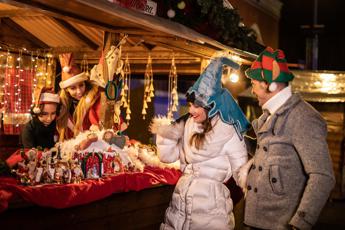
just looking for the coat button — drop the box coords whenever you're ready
[252,164,256,170]
[271,178,277,183]
[258,166,262,171]
[298,211,306,218]
[254,188,258,193]
[247,185,252,190]
[263,146,268,151]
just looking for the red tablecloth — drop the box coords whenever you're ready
[0,166,181,213]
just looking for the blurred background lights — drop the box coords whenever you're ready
[229,72,239,83]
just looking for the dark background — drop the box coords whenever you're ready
[279,0,345,71]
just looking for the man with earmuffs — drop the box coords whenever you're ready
[239,47,335,230]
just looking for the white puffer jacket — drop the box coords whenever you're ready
[152,115,247,230]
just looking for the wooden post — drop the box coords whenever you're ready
[99,32,121,129]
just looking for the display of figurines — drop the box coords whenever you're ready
[54,161,64,184]
[12,160,30,185]
[40,159,54,184]
[112,153,124,173]
[70,160,84,183]
[11,148,38,185]
[26,149,38,182]
[12,148,87,185]
[34,161,44,184]
[87,165,100,179]
[102,130,126,149]
[53,161,72,184]
[75,133,99,151]
[63,162,72,184]
[82,152,103,179]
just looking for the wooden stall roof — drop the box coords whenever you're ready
[0,0,256,74]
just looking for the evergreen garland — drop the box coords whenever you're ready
[156,0,264,54]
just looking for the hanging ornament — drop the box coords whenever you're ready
[167,54,179,119]
[142,54,154,120]
[81,53,89,75]
[122,54,131,124]
[167,9,175,18]
[45,52,55,88]
[177,1,186,10]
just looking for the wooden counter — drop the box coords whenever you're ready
[0,185,175,230]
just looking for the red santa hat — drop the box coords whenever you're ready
[59,53,88,89]
[32,87,60,114]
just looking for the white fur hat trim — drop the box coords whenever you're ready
[59,72,88,89]
[40,92,60,103]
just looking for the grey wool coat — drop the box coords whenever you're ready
[244,94,335,230]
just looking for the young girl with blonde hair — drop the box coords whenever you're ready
[56,53,101,141]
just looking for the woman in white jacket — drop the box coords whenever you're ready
[151,57,250,230]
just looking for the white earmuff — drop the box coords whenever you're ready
[268,82,278,92]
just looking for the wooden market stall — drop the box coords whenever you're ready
[0,0,256,228]
[0,0,257,156]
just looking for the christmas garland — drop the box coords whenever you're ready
[156,0,264,54]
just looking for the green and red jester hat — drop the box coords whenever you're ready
[245,47,294,84]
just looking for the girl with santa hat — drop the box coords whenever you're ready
[56,53,101,141]
[21,87,60,149]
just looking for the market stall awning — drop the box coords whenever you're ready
[0,0,256,74]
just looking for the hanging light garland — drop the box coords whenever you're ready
[0,50,5,128]
[32,51,56,90]
[2,48,28,131]
[14,50,23,119]
[45,52,55,88]
[4,50,12,113]
[121,54,131,123]
[167,54,179,119]
[0,51,5,108]
[42,53,48,87]
[142,54,154,120]
[2,50,11,126]
[30,52,36,107]
[35,52,44,89]
[0,44,53,133]
[81,53,89,75]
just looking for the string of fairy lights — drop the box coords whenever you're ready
[0,44,55,132]
[0,43,243,133]
[167,54,179,119]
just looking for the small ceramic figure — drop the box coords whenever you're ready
[71,160,84,183]
[54,161,64,184]
[75,133,98,151]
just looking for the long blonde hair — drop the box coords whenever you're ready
[57,81,99,141]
